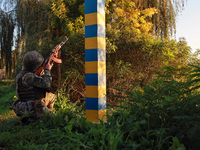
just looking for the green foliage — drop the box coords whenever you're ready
[110,65,200,149]
[45,0,84,35]
[106,28,193,94]
[2,67,200,149]
[106,27,192,67]
[106,0,157,36]
[0,82,16,114]
[189,49,200,66]
[106,0,187,38]
[170,137,186,150]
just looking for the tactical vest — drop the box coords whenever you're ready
[17,71,46,102]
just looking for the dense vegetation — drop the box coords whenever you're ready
[1,65,200,149]
[1,0,200,149]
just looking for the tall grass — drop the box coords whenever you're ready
[0,80,16,120]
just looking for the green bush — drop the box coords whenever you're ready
[109,65,200,149]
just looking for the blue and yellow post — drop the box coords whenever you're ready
[85,0,106,123]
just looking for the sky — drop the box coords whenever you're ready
[176,0,200,53]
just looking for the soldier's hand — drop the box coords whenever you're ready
[54,51,58,58]
[44,59,52,70]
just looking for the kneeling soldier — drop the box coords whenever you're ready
[13,51,56,124]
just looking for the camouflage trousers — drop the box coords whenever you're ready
[13,92,56,119]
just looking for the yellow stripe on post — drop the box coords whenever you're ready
[85,85,106,98]
[86,109,107,123]
[85,37,105,50]
[85,12,105,26]
[85,61,106,74]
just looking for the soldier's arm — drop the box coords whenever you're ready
[22,70,52,88]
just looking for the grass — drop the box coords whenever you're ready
[0,83,17,121]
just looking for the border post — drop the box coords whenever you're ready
[85,0,106,123]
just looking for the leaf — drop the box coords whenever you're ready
[170,137,186,150]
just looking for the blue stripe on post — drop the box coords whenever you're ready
[85,73,106,85]
[86,97,107,110]
[85,49,106,61]
[85,24,106,38]
[85,0,105,14]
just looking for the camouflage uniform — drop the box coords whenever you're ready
[13,51,56,122]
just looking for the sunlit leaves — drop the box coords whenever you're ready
[51,0,68,19]
[48,0,84,34]
[106,0,157,37]
[106,0,186,38]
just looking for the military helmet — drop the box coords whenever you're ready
[23,51,44,72]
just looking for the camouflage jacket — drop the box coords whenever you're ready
[13,69,52,117]
[16,69,52,100]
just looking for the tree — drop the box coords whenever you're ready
[106,0,187,39]
[0,10,15,78]
[106,0,157,37]
[133,0,187,38]
[15,0,53,50]
[45,0,84,35]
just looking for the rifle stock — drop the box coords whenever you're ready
[35,63,46,76]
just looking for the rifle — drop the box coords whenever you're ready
[35,36,68,76]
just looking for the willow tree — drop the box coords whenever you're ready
[106,0,187,39]
[14,0,53,52]
[0,10,15,78]
[133,0,187,38]
[105,0,157,37]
